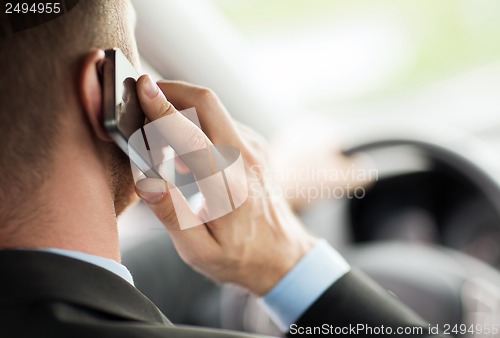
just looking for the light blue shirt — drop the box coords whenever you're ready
[259,239,350,332]
[37,248,135,286]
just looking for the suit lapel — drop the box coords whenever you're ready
[0,250,171,325]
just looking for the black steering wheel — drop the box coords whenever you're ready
[342,136,500,328]
[220,134,500,334]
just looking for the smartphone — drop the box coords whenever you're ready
[100,48,161,178]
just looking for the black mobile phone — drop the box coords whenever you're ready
[100,48,161,178]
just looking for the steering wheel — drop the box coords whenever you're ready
[343,135,500,329]
[219,133,500,335]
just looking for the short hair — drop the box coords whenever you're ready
[0,0,137,227]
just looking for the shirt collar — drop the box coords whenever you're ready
[35,247,135,286]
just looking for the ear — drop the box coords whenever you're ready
[79,49,112,142]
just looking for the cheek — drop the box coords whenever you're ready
[114,186,139,216]
[107,144,137,215]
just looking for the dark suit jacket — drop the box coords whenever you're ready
[0,250,439,337]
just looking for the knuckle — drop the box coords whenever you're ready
[224,249,241,267]
[161,101,176,117]
[184,126,206,151]
[156,204,178,226]
[195,87,218,107]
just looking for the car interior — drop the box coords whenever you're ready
[118,0,500,336]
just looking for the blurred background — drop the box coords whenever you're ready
[214,0,500,133]
[120,1,500,333]
[133,0,500,137]
[124,0,500,252]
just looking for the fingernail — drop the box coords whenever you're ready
[142,75,158,98]
[137,191,164,204]
[136,178,167,204]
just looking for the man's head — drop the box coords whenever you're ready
[0,0,139,232]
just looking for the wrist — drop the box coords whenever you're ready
[247,233,318,296]
[258,239,351,331]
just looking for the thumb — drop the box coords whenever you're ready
[135,178,219,267]
[135,178,168,205]
[135,178,201,231]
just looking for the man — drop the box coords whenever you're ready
[0,1,439,337]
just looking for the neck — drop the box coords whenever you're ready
[0,142,121,262]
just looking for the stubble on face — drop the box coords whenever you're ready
[108,145,139,216]
[108,1,142,216]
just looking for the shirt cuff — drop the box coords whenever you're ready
[258,239,350,332]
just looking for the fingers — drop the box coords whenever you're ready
[137,75,212,155]
[135,178,218,252]
[234,121,268,153]
[136,75,176,120]
[136,76,248,237]
[156,81,241,146]
[137,75,216,179]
